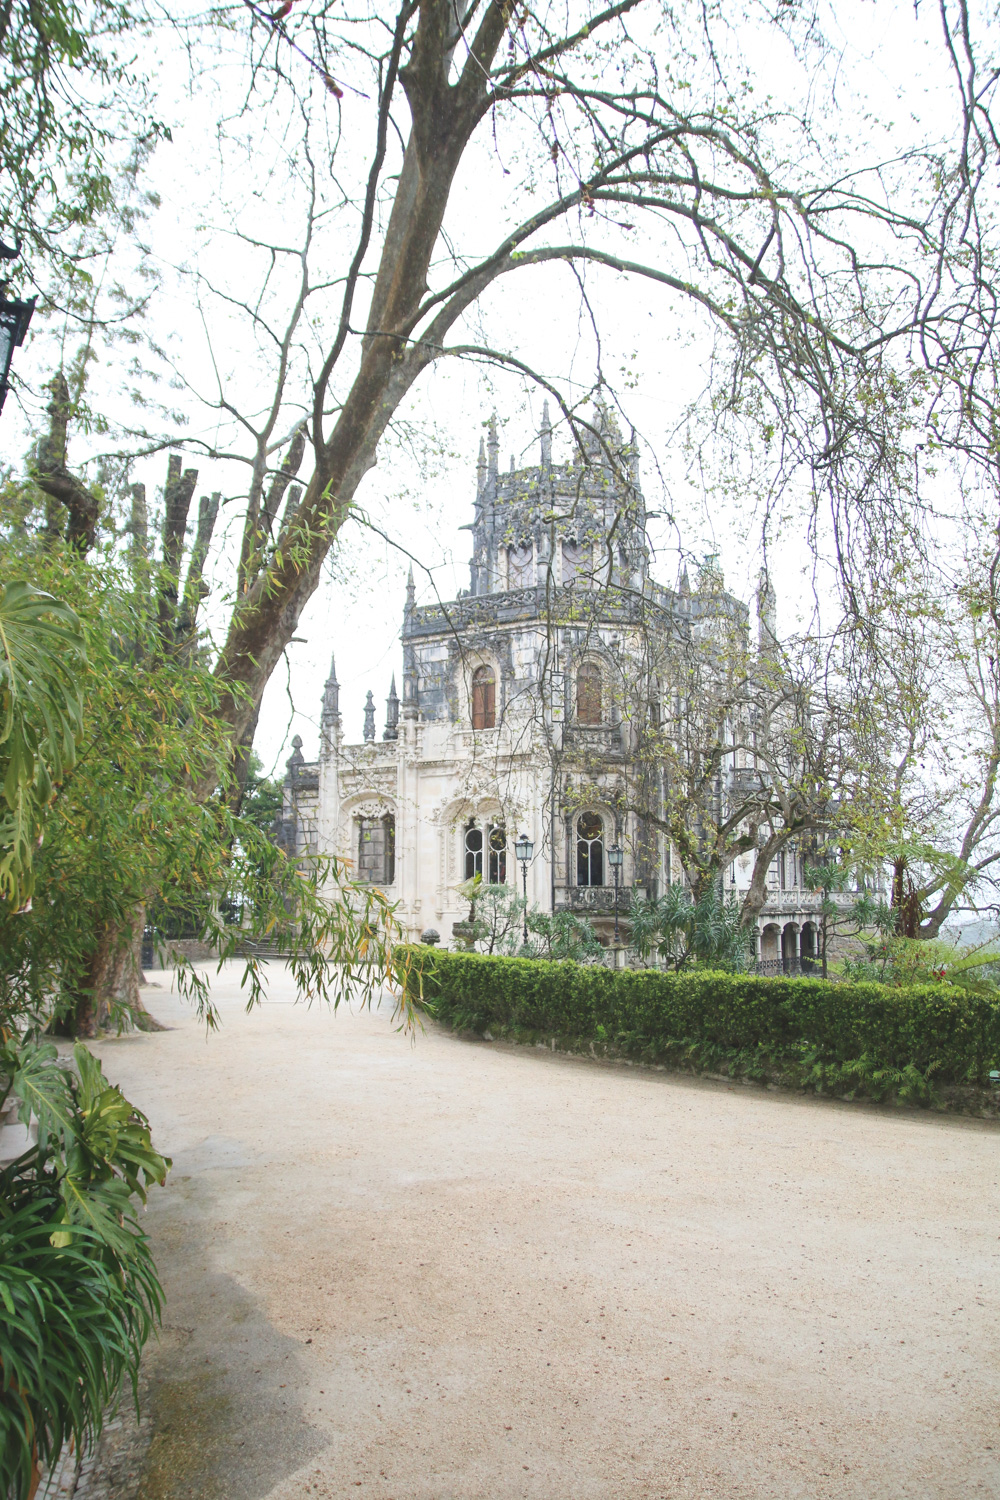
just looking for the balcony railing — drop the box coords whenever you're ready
[760,890,860,915]
[554,884,645,914]
[751,957,822,977]
[562,724,625,757]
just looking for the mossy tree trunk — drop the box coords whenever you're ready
[64,904,164,1037]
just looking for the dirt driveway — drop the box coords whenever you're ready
[87,962,999,1500]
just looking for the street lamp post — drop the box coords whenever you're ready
[608,842,623,947]
[514,833,533,952]
[0,239,36,417]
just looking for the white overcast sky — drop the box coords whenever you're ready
[4,0,979,771]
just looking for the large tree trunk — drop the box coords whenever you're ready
[63,905,165,1037]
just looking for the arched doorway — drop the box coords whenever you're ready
[781,923,800,974]
[759,924,780,974]
[800,922,818,974]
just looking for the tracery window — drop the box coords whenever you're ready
[465,822,483,879]
[471,665,496,729]
[465,821,507,883]
[576,812,605,887]
[576,662,602,724]
[357,814,395,884]
[562,539,591,586]
[488,825,507,884]
[508,544,533,587]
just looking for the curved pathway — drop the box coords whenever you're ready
[88,963,999,1500]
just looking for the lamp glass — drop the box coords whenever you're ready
[514,835,533,863]
[608,842,624,868]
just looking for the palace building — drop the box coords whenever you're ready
[279,406,823,970]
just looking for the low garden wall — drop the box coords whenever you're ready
[399,946,1000,1105]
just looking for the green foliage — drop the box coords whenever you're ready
[455,880,525,955]
[0,544,410,1494]
[240,755,284,837]
[0,582,87,907]
[454,880,604,962]
[627,885,753,972]
[0,0,159,262]
[0,1042,168,1500]
[525,907,604,963]
[840,933,1000,994]
[0,547,409,1033]
[400,947,1000,1100]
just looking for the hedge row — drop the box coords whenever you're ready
[399,946,1000,1085]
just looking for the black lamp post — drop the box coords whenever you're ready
[608,842,623,946]
[0,239,36,417]
[514,832,533,950]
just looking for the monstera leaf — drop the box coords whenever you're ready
[0,580,86,905]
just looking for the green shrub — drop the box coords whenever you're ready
[0,1043,168,1498]
[397,946,1000,1094]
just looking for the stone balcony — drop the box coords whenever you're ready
[561,724,626,759]
[552,885,862,921]
[760,890,862,918]
[554,884,645,915]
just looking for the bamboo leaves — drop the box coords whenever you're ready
[0,581,86,909]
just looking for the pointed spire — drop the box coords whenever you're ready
[405,565,415,615]
[402,641,418,719]
[487,413,499,479]
[540,400,552,469]
[321,652,340,724]
[384,673,400,740]
[477,435,487,494]
[757,567,777,651]
[363,690,376,743]
[678,565,691,599]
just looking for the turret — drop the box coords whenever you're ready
[757,568,778,652]
[321,653,340,727]
[540,400,552,470]
[402,640,418,720]
[487,413,499,480]
[384,675,400,740]
[286,733,305,776]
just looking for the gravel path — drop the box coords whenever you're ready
[86,962,1000,1500]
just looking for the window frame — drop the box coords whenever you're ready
[357,812,395,885]
[561,538,591,587]
[576,661,603,724]
[488,825,507,884]
[576,811,605,887]
[465,820,507,884]
[471,665,496,729]
[507,543,533,588]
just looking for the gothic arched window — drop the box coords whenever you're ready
[577,812,604,887]
[562,539,591,586]
[471,665,496,729]
[465,821,507,883]
[576,662,602,724]
[488,825,507,884]
[465,822,484,879]
[508,544,533,588]
[358,814,395,884]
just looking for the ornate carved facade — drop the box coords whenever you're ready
[281,407,826,965]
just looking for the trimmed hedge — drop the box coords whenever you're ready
[399,946,1000,1087]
